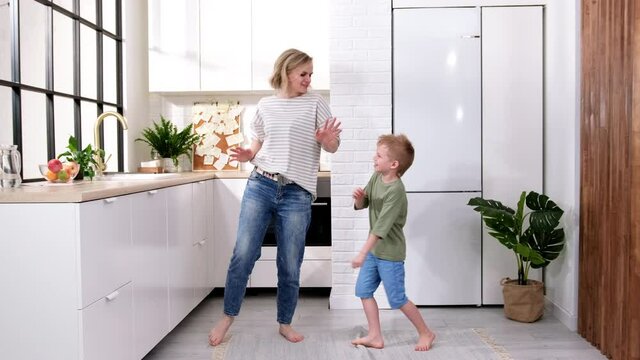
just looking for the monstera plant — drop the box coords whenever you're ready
[468,191,565,322]
[468,191,565,284]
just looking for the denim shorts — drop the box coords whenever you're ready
[355,252,409,309]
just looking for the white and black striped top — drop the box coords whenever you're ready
[250,92,334,198]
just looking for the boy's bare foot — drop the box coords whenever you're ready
[415,331,436,351]
[279,324,305,343]
[208,316,234,346]
[351,335,384,349]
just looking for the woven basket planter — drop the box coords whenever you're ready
[501,278,544,323]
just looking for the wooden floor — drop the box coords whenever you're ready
[143,289,605,360]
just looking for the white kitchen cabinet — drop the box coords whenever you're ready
[404,192,482,305]
[148,0,200,91]
[393,6,543,305]
[251,0,330,90]
[481,6,543,304]
[167,183,196,327]
[200,0,252,91]
[192,180,213,303]
[78,195,133,308]
[82,282,134,360]
[0,200,133,360]
[394,7,481,192]
[212,178,247,287]
[251,247,332,288]
[149,0,330,92]
[131,189,169,360]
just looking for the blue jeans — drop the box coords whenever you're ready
[355,252,409,309]
[223,170,312,324]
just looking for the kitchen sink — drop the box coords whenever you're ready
[94,173,181,181]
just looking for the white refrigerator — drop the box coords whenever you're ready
[393,7,482,305]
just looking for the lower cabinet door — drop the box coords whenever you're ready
[82,282,133,360]
[404,192,482,305]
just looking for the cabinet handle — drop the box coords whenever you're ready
[148,190,158,195]
[105,290,120,301]
[198,240,206,246]
[461,34,480,39]
[312,202,328,206]
[104,197,117,204]
[198,181,205,184]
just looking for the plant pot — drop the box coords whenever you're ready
[501,278,544,323]
[163,158,180,173]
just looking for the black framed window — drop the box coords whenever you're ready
[0,0,123,181]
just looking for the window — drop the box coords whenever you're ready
[0,0,123,181]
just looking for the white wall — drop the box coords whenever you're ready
[329,0,581,331]
[123,0,151,172]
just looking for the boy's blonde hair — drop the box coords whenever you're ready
[269,49,313,92]
[377,134,415,176]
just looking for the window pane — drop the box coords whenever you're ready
[20,0,47,89]
[80,24,97,99]
[53,0,74,13]
[102,0,116,34]
[103,35,117,103]
[53,11,74,94]
[0,86,12,145]
[54,96,75,157]
[81,101,97,152]
[102,105,119,172]
[21,91,47,180]
[80,0,96,25]
[0,3,11,81]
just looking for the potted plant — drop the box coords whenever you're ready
[467,191,565,322]
[135,116,201,172]
[57,135,104,180]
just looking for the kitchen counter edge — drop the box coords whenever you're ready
[0,171,331,203]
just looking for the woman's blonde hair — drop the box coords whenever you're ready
[269,48,313,91]
[377,134,415,176]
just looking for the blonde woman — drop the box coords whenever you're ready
[209,49,341,346]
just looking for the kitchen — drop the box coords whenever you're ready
[0,0,637,360]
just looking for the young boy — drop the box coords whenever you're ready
[351,134,436,351]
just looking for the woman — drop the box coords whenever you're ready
[209,49,341,345]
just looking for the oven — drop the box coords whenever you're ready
[262,197,331,247]
[262,178,331,247]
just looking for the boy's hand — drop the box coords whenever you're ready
[351,253,366,268]
[229,147,254,163]
[353,187,366,209]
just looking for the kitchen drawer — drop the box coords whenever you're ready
[81,282,133,360]
[251,260,332,288]
[79,196,133,308]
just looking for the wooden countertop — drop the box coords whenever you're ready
[0,171,331,203]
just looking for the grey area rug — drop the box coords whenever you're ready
[212,326,512,360]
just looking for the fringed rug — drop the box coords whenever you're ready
[212,326,512,360]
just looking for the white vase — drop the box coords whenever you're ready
[163,158,180,173]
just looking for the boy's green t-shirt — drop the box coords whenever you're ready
[362,172,408,261]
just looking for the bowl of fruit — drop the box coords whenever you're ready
[39,159,80,183]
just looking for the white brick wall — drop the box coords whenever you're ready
[329,0,393,309]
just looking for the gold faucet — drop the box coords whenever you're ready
[94,111,128,175]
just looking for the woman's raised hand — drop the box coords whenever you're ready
[229,146,254,163]
[316,117,342,152]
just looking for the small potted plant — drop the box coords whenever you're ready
[467,191,565,322]
[57,135,104,180]
[135,116,201,172]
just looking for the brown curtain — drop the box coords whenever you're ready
[579,0,640,359]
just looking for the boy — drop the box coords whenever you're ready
[351,134,436,351]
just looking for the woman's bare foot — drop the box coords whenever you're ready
[415,331,436,351]
[279,324,305,343]
[208,316,234,346]
[351,335,384,349]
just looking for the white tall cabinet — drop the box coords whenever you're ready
[481,6,544,304]
[393,5,543,305]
